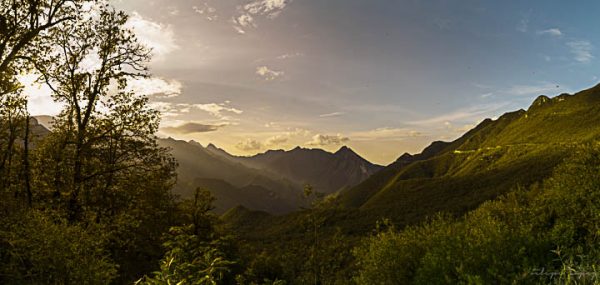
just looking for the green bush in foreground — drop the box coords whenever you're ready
[354,144,600,285]
[0,211,117,284]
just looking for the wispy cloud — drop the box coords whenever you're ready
[233,26,247,35]
[193,102,243,119]
[276,52,304,60]
[125,12,178,61]
[319,112,344,118]
[253,52,304,64]
[256,66,284,80]
[410,102,510,127]
[233,0,291,33]
[262,127,312,146]
[507,82,561,96]
[233,14,255,31]
[567,41,594,63]
[306,134,349,146]
[162,122,226,134]
[193,3,217,21]
[472,83,493,89]
[127,77,183,98]
[149,102,185,118]
[149,101,242,120]
[537,28,562,37]
[480,92,494,98]
[517,15,529,33]
[236,139,262,151]
[542,55,552,62]
[244,0,289,18]
[167,6,180,16]
[350,128,423,141]
[265,135,289,146]
[444,122,477,134]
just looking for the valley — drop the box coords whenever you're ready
[2,1,600,283]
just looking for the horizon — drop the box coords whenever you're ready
[25,0,600,164]
[168,137,385,163]
[4,1,600,283]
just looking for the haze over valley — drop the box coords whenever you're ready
[3,1,600,284]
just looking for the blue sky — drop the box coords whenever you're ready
[62,0,599,164]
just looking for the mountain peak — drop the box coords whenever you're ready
[203,142,235,159]
[33,115,55,131]
[528,95,552,111]
[335,145,354,154]
[29,117,39,125]
[397,152,413,160]
[188,140,203,147]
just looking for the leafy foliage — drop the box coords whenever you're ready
[0,210,117,284]
[138,189,238,285]
[1,1,600,284]
[353,144,600,284]
[138,226,236,285]
[0,0,182,283]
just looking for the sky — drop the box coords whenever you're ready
[26,0,600,165]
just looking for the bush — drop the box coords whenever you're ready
[353,144,600,284]
[0,210,117,284]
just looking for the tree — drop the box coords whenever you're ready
[352,144,600,284]
[138,189,237,285]
[19,2,178,280]
[181,187,218,238]
[27,2,156,220]
[0,210,118,284]
[0,1,182,282]
[0,0,83,77]
[0,0,86,207]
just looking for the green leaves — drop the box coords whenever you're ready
[0,0,180,282]
[352,144,600,284]
[0,210,117,284]
[139,191,237,285]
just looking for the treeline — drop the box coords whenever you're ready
[2,1,599,284]
[0,1,239,284]
[353,144,600,284]
[227,144,600,285]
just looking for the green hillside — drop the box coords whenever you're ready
[226,83,600,245]
[337,86,600,226]
[212,84,600,284]
[190,178,299,214]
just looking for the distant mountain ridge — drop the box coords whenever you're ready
[158,138,301,214]
[338,84,600,225]
[159,138,382,214]
[223,83,600,238]
[213,145,384,194]
[31,115,382,214]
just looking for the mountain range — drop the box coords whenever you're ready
[222,84,600,239]
[35,83,600,224]
[157,138,382,214]
[31,115,382,215]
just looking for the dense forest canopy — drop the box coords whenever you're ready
[1,1,600,284]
